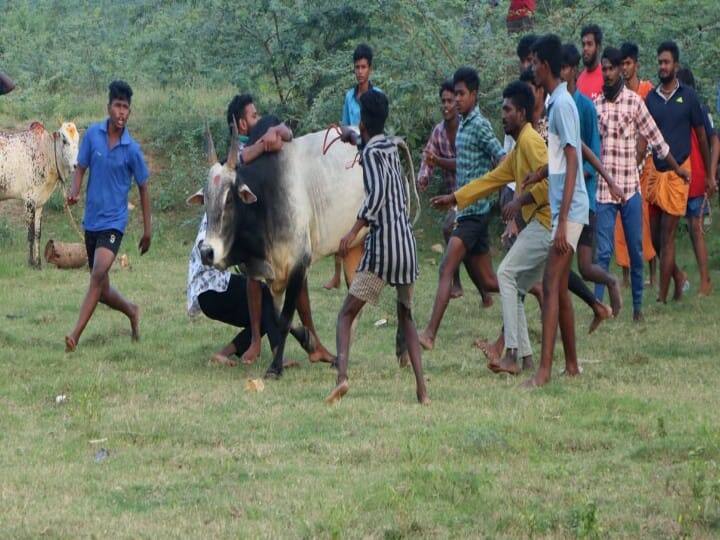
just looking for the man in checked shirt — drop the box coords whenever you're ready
[593,47,687,321]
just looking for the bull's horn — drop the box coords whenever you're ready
[226,115,239,171]
[204,120,218,165]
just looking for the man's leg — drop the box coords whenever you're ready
[568,270,611,334]
[418,236,467,350]
[241,279,263,364]
[341,244,363,288]
[657,211,683,303]
[620,193,645,319]
[396,289,429,404]
[443,209,463,299]
[578,211,621,316]
[326,294,365,403]
[687,214,712,295]
[323,255,343,290]
[593,203,620,308]
[525,244,575,387]
[295,278,336,363]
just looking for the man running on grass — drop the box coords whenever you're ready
[65,81,151,352]
[326,90,428,405]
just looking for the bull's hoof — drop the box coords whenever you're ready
[263,370,283,380]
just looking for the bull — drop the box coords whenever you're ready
[0,122,79,267]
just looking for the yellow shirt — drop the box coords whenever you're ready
[454,122,551,230]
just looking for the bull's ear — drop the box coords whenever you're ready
[186,188,204,206]
[237,184,257,204]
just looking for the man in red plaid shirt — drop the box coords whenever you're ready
[593,47,687,321]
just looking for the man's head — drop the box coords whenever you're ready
[676,67,695,90]
[601,47,623,87]
[353,43,374,87]
[580,24,603,68]
[531,34,562,90]
[452,66,479,116]
[520,67,545,113]
[359,89,389,141]
[657,41,680,85]
[107,80,132,131]
[560,43,581,85]
[439,80,457,121]
[516,33,538,72]
[501,80,535,136]
[226,93,259,136]
[620,42,640,81]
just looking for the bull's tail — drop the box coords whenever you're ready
[393,137,421,226]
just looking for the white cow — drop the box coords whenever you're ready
[0,122,79,267]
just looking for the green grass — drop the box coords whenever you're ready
[1,205,720,538]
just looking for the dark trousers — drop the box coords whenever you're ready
[198,274,281,353]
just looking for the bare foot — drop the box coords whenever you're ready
[323,274,341,290]
[418,330,434,351]
[607,278,623,317]
[699,280,712,296]
[209,353,238,367]
[450,285,464,299]
[241,341,262,365]
[417,391,430,405]
[64,335,77,353]
[493,351,521,375]
[309,344,336,364]
[397,351,410,368]
[522,370,551,388]
[481,294,493,308]
[633,310,644,322]
[283,359,301,369]
[673,271,688,301]
[588,302,612,334]
[325,379,349,404]
[129,304,141,342]
[475,338,502,365]
[521,355,534,371]
[563,363,581,377]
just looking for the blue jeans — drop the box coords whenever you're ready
[595,192,644,311]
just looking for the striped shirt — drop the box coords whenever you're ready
[594,86,669,204]
[357,134,418,285]
[455,107,505,219]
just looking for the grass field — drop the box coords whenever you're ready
[1,201,720,538]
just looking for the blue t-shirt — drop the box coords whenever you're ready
[341,84,383,127]
[547,82,589,225]
[573,90,600,212]
[78,120,149,233]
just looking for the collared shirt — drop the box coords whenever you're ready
[577,64,604,101]
[547,82,589,224]
[595,86,670,204]
[417,118,457,193]
[357,134,417,285]
[78,119,149,233]
[455,122,551,230]
[187,214,231,316]
[341,83,383,127]
[646,80,705,171]
[455,106,505,219]
[573,89,601,211]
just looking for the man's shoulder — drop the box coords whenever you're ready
[84,121,104,137]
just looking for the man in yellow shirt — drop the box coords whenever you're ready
[432,81,550,374]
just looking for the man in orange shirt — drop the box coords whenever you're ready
[614,42,657,289]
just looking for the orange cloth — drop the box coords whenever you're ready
[614,200,656,266]
[635,80,654,100]
[645,158,691,217]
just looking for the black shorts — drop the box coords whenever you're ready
[577,210,596,248]
[451,214,490,255]
[85,229,123,268]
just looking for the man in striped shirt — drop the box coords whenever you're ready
[326,90,429,405]
[419,67,505,351]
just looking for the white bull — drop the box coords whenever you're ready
[0,121,79,267]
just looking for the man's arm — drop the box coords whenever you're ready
[138,183,152,254]
[695,125,715,196]
[711,132,719,183]
[0,71,15,95]
[555,144,579,253]
[66,166,87,204]
[580,142,624,202]
[338,218,368,257]
[417,130,439,191]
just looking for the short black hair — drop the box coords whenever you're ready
[531,34,562,78]
[519,67,535,85]
[561,43,581,68]
[620,42,640,62]
[452,66,480,93]
[581,24,603,46]
[677,67,695,89]
[353,43,374,66]
[657,40,680,63]
[439,80,455,98]
[226,93,254,133]
[360,90,388,136]
[516,34,538,60]
[601,47,623,68]
[503,80,535,123]
[108,80,132,105]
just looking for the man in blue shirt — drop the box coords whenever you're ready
[525,34,589,387]
[65,81,152,352]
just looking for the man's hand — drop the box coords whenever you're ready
[138,231,152,255]
[430,193,456,211]
[66,185,80,206]
[424,150,438,167]
[705,175,718,198]
[261,129,283,153]
[417,177,429,192]
[608,182,626,203]
[553,220,571,254]
[522,170,542,190]
[338,229,357,258]
[677,167,691,183]
[339,126,358,145]
[502,198,522,222]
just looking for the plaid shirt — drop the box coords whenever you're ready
[417,119,457,193]
[455,107,504,218]
[594,86,669,204]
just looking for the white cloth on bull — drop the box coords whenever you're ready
[187,214,231,316]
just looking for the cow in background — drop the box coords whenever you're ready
[0,122,79,267]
